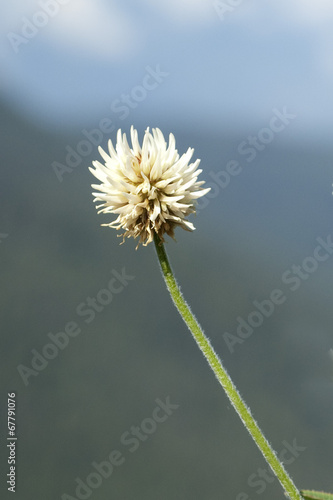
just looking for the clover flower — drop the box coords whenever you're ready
[88,127,305,500]
[89,126,210,247]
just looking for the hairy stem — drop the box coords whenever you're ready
[154,234,303,500]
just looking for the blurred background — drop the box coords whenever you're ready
[1,1,333,499]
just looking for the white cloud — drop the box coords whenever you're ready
[1,0,332,132]
[271,1,333,79]
[212,0,333,28]
[2,0,140,60]
[137,0,333,28]
[216,1,333,81]
[283,0,333,25]
[45,0,140,59]
[141,0,216,25]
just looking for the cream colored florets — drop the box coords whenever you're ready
[89,126,210,247]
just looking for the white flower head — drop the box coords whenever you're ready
[89,126,210,247]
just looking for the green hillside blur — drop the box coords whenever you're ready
[1,101,333,499]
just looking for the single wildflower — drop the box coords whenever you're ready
[89,126,210,247]
[89,126,304,500]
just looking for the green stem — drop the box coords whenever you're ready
[154,234,303,500]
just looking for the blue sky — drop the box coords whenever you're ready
[2,0,333,142]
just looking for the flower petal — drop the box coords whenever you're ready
[89,126,210,246]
